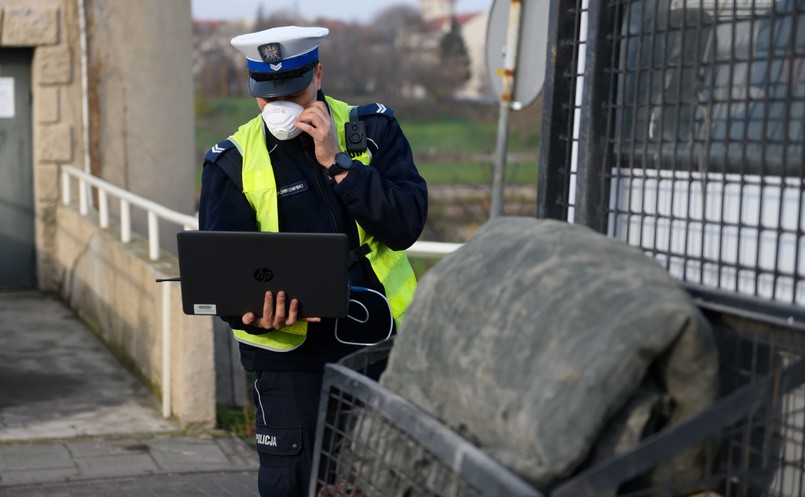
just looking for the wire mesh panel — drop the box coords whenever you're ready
[539,0,805,307]
[609,0,805,305]
[308,351,542,497]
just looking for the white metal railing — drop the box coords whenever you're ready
[60,164,462,259]
[61,165,198,260]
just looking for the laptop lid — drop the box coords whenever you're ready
[176,231,349,318]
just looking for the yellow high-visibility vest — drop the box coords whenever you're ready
[227,96,417,352]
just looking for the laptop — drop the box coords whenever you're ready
[176,231,350,318]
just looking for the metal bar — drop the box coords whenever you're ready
[538,0,583,221]
[685,282,805,331]
[407,241,462,258]
[574,0,617,233]
[491,102,513,218]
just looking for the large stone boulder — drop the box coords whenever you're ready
[378,217,719,492]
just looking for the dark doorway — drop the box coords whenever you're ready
[0,49,35,289]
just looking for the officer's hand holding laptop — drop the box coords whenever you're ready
[241,290,322,330]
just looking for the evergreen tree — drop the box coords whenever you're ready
[439,17,471,85]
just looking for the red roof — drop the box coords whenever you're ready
[193,19,220,29]
[426,12,481,31]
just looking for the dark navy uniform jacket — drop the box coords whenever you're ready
[198,91,428,372]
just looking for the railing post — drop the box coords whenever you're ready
[62,169,71,206]
[79,179,88,216]
[148,211,159,260]
[162,281,171,419]
[121,201,131,243]
[99,190,109,228]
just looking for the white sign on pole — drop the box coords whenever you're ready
[0,77,15,118]
[485,0,551,107]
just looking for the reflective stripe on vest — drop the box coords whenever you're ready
[227,96,417,352]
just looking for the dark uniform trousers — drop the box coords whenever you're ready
[253,370,323,497]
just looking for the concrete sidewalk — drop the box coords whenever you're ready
[0,291,259,496]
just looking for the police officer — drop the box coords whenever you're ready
[198,26,428,496]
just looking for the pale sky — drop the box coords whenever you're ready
[191,0,493,24]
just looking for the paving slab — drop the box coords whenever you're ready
[0,436,258,490]
[0,471,258,497]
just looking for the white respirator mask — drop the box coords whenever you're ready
[262,100,305,141]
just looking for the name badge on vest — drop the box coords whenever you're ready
[277,181,308,198]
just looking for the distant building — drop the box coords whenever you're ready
[421,0,456,21]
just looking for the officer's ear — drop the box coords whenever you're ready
[314,63,323,90]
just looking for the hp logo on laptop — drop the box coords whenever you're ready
[253,268,274,282]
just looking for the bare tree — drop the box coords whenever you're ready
[318,21,375,96]
[254,11,298,31]
[365,5,430,98]
[437,17,472,92]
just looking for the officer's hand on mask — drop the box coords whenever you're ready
[294,101,340,168]
[242,290,322,330]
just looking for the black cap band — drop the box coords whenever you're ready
[249,59,319,82]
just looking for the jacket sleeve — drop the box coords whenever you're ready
[332,115,428,251]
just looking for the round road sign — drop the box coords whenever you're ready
[485,0,551,107]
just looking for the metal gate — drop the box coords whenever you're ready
[0,49,35,289]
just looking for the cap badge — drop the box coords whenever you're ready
[259,43,283,63]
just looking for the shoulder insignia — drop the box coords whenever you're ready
[355,103,394,119]
[204,139,237,163]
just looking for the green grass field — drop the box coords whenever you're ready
[415,161,537,186]
[195,96,540,187]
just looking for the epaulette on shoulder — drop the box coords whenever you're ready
[353,103,394,119]
[204,139,237,163]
